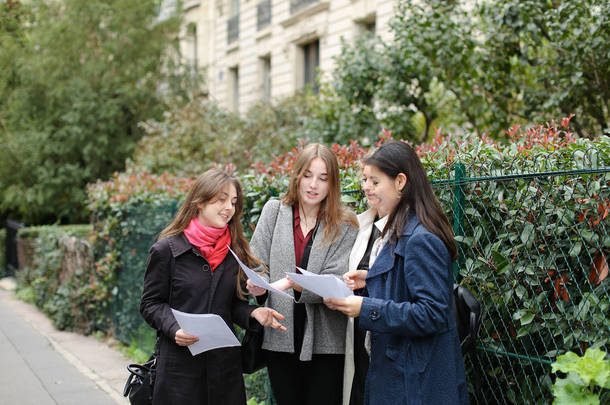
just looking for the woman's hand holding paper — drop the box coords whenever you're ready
[246,279,267,296]
[323,296,363,317]
[270,277,292,291]
[343,270,367,290]
[285,275,303,292]
[175,328,199,346]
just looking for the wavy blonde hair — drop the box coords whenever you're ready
[282,143,357,244]
[159,169,261,299]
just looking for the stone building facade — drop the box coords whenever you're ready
[177,0,397,113]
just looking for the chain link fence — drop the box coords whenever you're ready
[107,148,609,404]
[434,148,609,404]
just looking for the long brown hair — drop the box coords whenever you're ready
[282,143,357,244]
[159,169,261,299]
[364,141,457,260]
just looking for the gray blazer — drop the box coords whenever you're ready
[250,199,358,361]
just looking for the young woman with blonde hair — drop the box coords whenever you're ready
[140,169,286,405]
[247,143,359,405]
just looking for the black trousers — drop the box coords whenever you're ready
[264,349,344,405]
[349,317,370,405]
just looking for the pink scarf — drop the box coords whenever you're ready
[183,217,231,271]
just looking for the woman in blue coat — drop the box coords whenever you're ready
[325,141,469,405]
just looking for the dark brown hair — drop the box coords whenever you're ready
[159,169,261,299]
[364,140,457,260]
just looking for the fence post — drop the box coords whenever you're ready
[452,163,465,282]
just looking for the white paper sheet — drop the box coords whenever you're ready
[228,246,294,300]
[286,267,353,299]
[170,309,240,356]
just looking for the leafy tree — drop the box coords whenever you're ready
[0,0,193,224]
[130,93,316,176]
[329,0,609,143]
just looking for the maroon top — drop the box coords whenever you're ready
[293,204,315,270]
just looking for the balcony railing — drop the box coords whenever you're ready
[290,0,318,14]
[257,0,271,31]
[227,14,239,44]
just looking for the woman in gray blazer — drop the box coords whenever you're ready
[248,143,358,405]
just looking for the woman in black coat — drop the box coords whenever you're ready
[140,169,286,405]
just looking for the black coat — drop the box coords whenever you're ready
[140,233,257,405]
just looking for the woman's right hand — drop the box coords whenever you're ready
[246,279,267,296]
[343,270,368,290]
[175,328,199,346]
[251,307,287,331]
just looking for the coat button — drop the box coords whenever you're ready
[371,310,379,319]
[202,264,210,272]
[382,273,388,281]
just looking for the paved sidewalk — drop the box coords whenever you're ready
[0,278,130,404]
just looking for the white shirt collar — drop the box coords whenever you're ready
[374,215,388,233]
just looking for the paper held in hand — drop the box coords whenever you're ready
[286,267,353,299]
[170,309,240,356]
[227,246,294,300]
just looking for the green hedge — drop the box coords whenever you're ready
[17,224,92,240]
[83,119,608,404]
[14,224,105,333]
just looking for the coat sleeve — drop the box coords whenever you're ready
[249,199,280,283]
[231,278,259,331]
[359,232,451,337]
[297,223,359,304]
[140,241,180,340]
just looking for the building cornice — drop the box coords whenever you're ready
[280,1,330,28]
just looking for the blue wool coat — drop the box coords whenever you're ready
[359,214,469,405]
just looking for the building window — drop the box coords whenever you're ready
[229,66,239,112]
[187,23,198,77]
[157,0,178,22]
[227,0,240,44]
[356,16,376,37]
[257,0,271,31]
[302,40,319,93]
[290,0,318,14]
[260,55,271,102]
[230,0,240,16]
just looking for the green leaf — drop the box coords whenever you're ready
[521,222,534,245]
[491,250,510,274]
[520,312,535,325]
[552,373,598,405]
[553,348,610,388]
[568,242,582,257]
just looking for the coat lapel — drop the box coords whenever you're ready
[366,213,421,279]
[277,202,296,274]
[366,241,395,278]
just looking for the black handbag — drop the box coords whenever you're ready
[123,349,157,405]
[241,324,265,374]
[453,283,482,355]
[124,255,174,404]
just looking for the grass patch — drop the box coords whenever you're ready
[118,341,151,364]
[15,286,36,304]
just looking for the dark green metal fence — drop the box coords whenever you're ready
[109,148,609,404]
[111,201,178,349]
[432,148,609,405]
